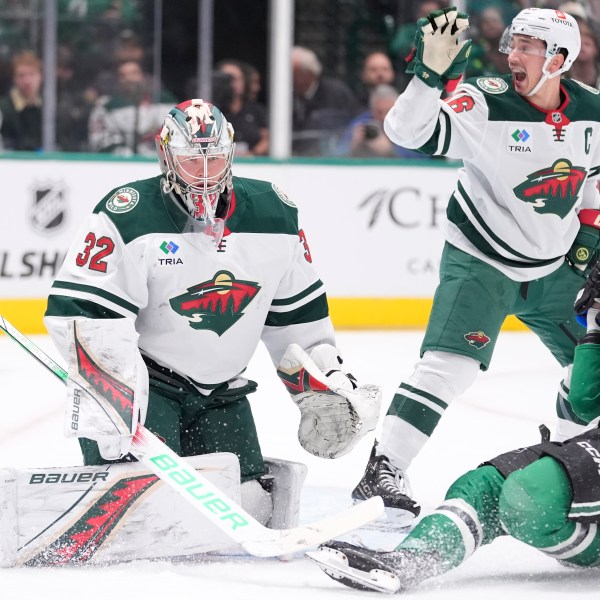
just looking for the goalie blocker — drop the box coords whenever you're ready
[0,453,306,567]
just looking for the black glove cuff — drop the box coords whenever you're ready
[578,331,600,346]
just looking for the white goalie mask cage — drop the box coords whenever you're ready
[499,8,581,95]
[156,99,235,233]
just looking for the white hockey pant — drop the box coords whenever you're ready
[378,351,480,471]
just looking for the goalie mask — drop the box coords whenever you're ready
[499,8,580,96]
[156,99,235,235]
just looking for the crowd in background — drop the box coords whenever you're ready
[0,0,599,158]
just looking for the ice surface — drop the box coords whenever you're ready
[1,330,600,599]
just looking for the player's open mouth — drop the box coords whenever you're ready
[512,70,526,83]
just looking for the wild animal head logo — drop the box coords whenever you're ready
[170,271,260,335]
[464,331,491,349]
[513,159,587,218]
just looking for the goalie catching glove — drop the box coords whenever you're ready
[406,6,471,92]
[277,343,381,459]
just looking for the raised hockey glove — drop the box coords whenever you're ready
[277,343,381,459]
[406,6,471,91]
[575,261,600,329]
[567,210,600,276]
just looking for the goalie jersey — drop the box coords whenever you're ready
[384,74,600,281]
[44,175,334,386]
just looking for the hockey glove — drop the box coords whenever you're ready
[567,210,600,276]
[277,343,381,459]
[406,6,471,91]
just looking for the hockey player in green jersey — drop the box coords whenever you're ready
[351,6,600,521]
[42,98,380,527]
[306,263,600,594]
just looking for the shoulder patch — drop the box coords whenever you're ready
[106,187,140,214]
[272,183,296,207]
[572,79,600,95]
[476,77,509,94]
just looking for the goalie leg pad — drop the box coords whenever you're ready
[241,479,273,526]
[265,457,308,530]
[238,458,308,530]
[65,318,149,461]
[0,453,242,567]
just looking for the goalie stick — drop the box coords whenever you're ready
[0,316,384,557]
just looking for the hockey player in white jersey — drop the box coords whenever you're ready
[351,7,600,520]
[32,99,380,564]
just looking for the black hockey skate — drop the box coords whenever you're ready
[352,444,420,526]
[306,540,444,593]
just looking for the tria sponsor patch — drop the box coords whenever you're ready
[507,128,532,153]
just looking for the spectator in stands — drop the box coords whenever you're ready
[216,59,269,156]
[291,46,359,156]
[88,59,176,156]
[465,0,522,24]
[0,50,42,151]
[245,62,263,104]
[338,84,422,159]
[356,51,395,110]
[566,13,600,89]
[465,6,510,78]
[92,29,148,98]
[56,44,97,152]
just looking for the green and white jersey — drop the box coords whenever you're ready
[44,175,334,386]
[384,75,600,281]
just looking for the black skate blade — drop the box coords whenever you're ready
[306,546,400,594]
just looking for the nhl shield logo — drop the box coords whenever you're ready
[30,182,68,234]
[464,331,491,349]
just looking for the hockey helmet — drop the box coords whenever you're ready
[156,99,235,222]
[499,8,581,76]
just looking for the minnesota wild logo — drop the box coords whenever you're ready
[513,159,587,218]
[170,271,260,335]
[464,331,491,349]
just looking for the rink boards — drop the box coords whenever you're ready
[0,154,525,333]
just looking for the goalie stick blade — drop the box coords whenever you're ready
[306,545,400,594]
[241,496,385,557]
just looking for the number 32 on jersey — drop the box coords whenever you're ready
[76,232,115,273]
